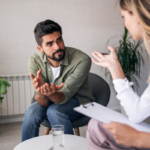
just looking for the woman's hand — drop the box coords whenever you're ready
[103,122,140,147]
[92,47,118,69]
[92,46,125,80]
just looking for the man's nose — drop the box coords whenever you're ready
[54,43,60,50]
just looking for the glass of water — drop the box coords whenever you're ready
[52,125,65,150]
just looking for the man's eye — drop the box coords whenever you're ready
[47,43,52,46]
[58,38,62,42]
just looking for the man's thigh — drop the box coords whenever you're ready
[47,97,82,121]
[24,101,48,120]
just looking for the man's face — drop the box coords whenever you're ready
[40,31,65,61]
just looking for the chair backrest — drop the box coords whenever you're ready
[88,73,110,107]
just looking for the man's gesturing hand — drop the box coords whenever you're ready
[30,69,45,92]
[37,83,64,97]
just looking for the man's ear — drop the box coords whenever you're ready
[37,45,44,53]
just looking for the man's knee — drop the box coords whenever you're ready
[47,105,68,120]
[23,107,36,125]
[23,102,46,124]
[47,105,60,116]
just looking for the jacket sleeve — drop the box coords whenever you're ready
[59,57,91,104]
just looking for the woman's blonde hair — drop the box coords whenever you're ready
[119,0,150,81]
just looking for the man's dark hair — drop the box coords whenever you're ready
[34,20,62,46]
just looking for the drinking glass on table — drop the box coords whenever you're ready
[52,125,65,150]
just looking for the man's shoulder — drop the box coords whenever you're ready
[66,47,90,61]
[29,52,44,63]
[29,52,43,60]
[28,52,46,69]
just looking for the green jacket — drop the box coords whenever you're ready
[28,47,95,104]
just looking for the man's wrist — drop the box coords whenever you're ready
[47,92,55,100]
[37,92,48,98]
[47,91,64,103]
[35,93,51,106]
[36,90,54,99]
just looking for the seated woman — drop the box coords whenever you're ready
[87,0,150,149]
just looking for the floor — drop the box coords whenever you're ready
[1,118,150,150]
[0,122,87,150]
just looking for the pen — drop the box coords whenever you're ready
[101,53,110,55]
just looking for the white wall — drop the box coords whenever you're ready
[0,0,149,110]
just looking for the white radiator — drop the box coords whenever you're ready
[0,75,34,117]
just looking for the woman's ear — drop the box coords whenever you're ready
[132,12,140,25]
[135,17,140,25]
[37,45,44,53]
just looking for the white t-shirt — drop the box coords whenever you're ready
[50,65,60,83]
[113,78,150,124]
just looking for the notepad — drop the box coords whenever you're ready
[74,102,150,133]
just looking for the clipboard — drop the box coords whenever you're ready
[74,102,150,133]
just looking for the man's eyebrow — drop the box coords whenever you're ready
[57,36,62,39]
[45,36,62,45]
[45,41,53,45]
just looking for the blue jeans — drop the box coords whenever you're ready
[21,97,82,142]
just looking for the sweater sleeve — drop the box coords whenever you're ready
[113,78,150,123]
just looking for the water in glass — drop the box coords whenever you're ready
[52,125,65,150]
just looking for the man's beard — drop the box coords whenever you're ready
[46,49,65,61]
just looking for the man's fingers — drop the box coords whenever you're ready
[33,78,38,85]
[42,85,47,94]
[37,69,42,78]
[43,83,54,95]
[30,74,35,80]
[51,83,55,87]
[30,74,40,91]
[34,82,38,89]
[37,87,41,93]
[40,86,45,94]
[56,83,64,90]
[45,84,51,92]
[59,83,64,87]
